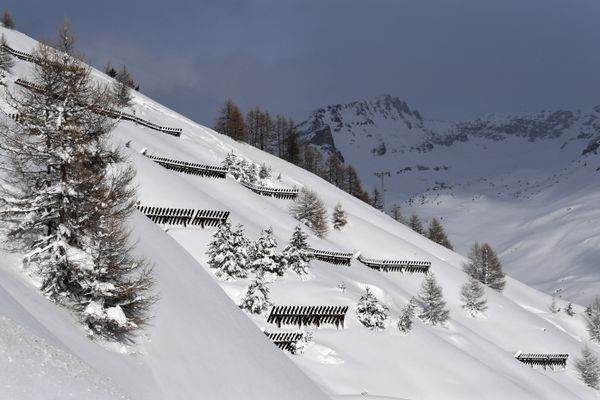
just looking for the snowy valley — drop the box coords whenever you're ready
[1,25,600,400]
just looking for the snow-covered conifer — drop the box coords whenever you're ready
[206,222,250,281]
[463,242,505,292]
[565,302,575,316]
[259,163,271,180]
[332,202,348,230]
[427,218,453,250]
[418,273,450,326]
[397,297,417,334]
[0,34,15,72]
[281,225,313,278]
[460,275,488,316]
[575,345,600,390]
[408,213,424,235]
[289,187,328,238]
[239,273,271,315]
[587,297,600,344]
[356,287,389,330]
[250,227,283,276]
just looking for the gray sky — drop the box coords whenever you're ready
[4,0,600,125]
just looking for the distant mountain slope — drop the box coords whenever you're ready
[298,96,600,303]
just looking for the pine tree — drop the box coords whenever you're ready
[463,242,506,292]
[285,126,301,165]
[259,163,271,180]
[427,218,453,250]
[332,202,348,230]
[408,213,424,235]
[112,65,134,107]
[1,10,15,29]
[574,345,600,390]
[281,225,313,278]
[103,60,117,77]
[392,206,405,224]
[239,273,271,315]
[397,297,417,334]
[418,273,450,326]
[565,302,576,316]
[0,34,15,73]
[587,297,600,344]
[250,227,283,277]
[356,287,389,330]
[206,222,250,281]
[214,99,245,141]
[289,187,328,238]
[0,38,153,339]
[460,275,487,316]
[371,187,384,211]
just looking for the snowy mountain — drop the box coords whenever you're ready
[1,27,600,399]
[298,96,600,304]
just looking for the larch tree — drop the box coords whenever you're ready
[239,272,271,315]
[356,287,389,330]
[418,273,450,326]
[397,297,417,334]
[206,222,250,281]
[463,242,506,292]
[587,297,600,344]
[214,99,245,141]
[280,225,313,278]
[332,202,348,230]
[460,275,488,316]
[112,65,135,107]
[1,10,15,29]
[250,227,283,277]
[391,206,405,224]
[408,213,424,235]
[574,345,600,390]
[370,187,384,211]
[427,218,453,250]
[289,187,328,238]
[0,34,15,73]
[0,34,153,340]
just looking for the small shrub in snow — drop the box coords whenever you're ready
[281,225,313,278]
[463,242,506,292]
[239,273,271,315]
[250,227,283,277]
[418,273,449,326]
[587,297,600,344]
[574,345,600,390]
[397,297,417,334]
[565,302,576,316]
[289,187,328,238]
[206,222,250,281]
[460,275,488,316]
[332,202,348,230]
[356,287,389,330]
[337,282,347,293]
[291,330,313,354]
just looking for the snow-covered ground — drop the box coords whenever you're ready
[1,27,599,399]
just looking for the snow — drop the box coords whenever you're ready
[1,26,600,400]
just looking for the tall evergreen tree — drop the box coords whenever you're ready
[0,38,152,339]
[250,227,283,277]
[460,275,488,316]
[356,287,389,330]
[103,60,117,77]
[418,273,450,326]
[587,297,600,344]
[214,99,245,141]
[408,213,424,235]
[397,297,417,334]
[281,225,313,278]
[112,65,134,107]
[574,345,600,390]
[427,218,453,250]
[391,206,405,224]
[371,187,384,211]
[0,34,15,73]
[463,242,506,292]
[239,272,271,315]
[332,202,348,230]
[289,187,328,238]
[206,222,250,281]
[1,10,15,29]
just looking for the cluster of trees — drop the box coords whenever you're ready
[103,62,139,107]
[392,208,454,250]
[206,223,314,314]
[0,25,153,341]
[288,187,348,238]
[222,151,272,183]
[213,99,371,204]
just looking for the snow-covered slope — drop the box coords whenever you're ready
[1,28,599,399]
[298,96,600,304]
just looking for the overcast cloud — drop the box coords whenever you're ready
[5,0,600,124]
